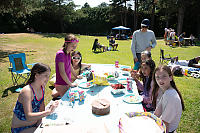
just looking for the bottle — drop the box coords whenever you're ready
[127,78,132,91]
[184,69,188,76]
[114,71,119,78]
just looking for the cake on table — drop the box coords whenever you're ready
[91,99,110,115]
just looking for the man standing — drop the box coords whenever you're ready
[131,19,157,64]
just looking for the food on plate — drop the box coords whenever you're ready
[122,68,132,71]
[79,82,93,88]
[111,84,125,89]
[123,94,143,103]
[91,99,110,115]
[118,79,127,84]
[111,84,126,94]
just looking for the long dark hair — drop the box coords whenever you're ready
[152,65,185,111]
[26,63,51,85]
[62,34,77,55]
[140,59,155,93]
[71,51,82,74]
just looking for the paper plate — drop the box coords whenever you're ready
[123,94,143,104]
[122,71,130,77]
[118,78,127,84]
[119,112,166,133]
[78,82,93,89]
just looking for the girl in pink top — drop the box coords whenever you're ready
[52,34,81,98]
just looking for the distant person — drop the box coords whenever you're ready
[11,63,59,133]
[164,28,168,45]
[189,34,195,45]
[109,36,118,50]
[169,29,176,46]
[131,18,157,65]
[178,32,186,46]
[52,34,81,99]
[92,38,107,52]
[188,56,200,68]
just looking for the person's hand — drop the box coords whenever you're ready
[70,82,78,87]
[77,75,83,79]
[134,58,138,62]
[146,46,152,51]
[87,65,91,69]
[48,100,59,115]
[131,70,139,80]
[143,96,151,104]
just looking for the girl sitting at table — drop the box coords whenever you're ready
[11,63,59,133]
[131,59,155,111]
[49,51,90,86]
[152,65,185,133]
[52,34,82,99]
[71,51,91,82]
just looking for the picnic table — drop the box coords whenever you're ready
[34,64,144,133]
[183,38,191,45]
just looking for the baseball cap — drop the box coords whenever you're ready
[141,19,150,27]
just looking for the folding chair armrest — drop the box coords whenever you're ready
[27,63,37,67]
[8,67,13,72]
[165,54,171,58]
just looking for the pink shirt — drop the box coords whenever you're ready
[55,49,71,85]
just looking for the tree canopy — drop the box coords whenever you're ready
[0,0,199,37]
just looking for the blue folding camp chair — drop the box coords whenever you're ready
[8,53,35,86]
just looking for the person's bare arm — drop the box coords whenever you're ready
[193,64,200,68]
[58,62,76,87]
[21,87,59,122]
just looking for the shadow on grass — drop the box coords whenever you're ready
[2,84,25,98]
[0,49,38,63]
[0,50,21,63]
[38,33,81,38]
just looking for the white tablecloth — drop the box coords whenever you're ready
[35,64,144,133]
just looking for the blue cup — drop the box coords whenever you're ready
[133,62,140,70]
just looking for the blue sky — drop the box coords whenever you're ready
[73,0,111,8]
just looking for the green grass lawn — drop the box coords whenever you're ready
[0,33,200,133]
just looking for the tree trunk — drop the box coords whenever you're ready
[151,0,155,30]
[124,1,127,26]
[134,0,138,31]
[58,0,64,33]
[177,0,185,36]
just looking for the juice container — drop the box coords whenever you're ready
[184,69,188,76]
[115,61,119,68]
[127,78,132,91]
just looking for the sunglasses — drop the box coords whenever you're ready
[72,56,81,60]
[65,39,79,43]
[142,26,148,28]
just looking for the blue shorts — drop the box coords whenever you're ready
[11,124,36,133]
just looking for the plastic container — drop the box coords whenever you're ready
[115,61,119,68]
[127,78,132,91]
